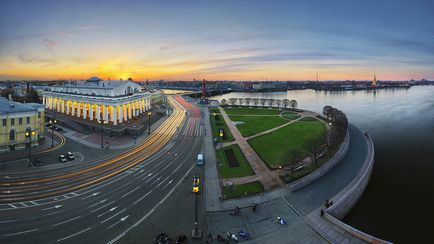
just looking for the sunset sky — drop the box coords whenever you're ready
[0,0,433,81]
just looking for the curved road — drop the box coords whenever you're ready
[0,95,205,244]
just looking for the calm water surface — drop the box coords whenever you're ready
[212,86,434,243]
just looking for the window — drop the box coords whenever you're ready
[26,117,30,124]
[38,112,41,118]
[11,118,14,126]
[9,130,15,141]
[19,118,22,125]
[2,119,6,126]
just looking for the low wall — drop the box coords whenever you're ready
[289,131,350,192]
[324,130,392,243]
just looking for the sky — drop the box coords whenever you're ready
[0,0,433,81]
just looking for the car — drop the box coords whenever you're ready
[154,232,171,244]
[55,127,63,131]
[66,152,75,160]
[58,154,67,163]
[45,123,52,127]
[193,173,200,184]
[192,174,200,193]
[33,158,43,167]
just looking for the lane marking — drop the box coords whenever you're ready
[81,192,100,200]
[162,180,173,190]
[56,227,91,242]
[88,199,107,208]
[3,228,38,237]
[52,216,82,227]
[0,219,18,224]
[42,205,62,211]
[121,186,140,198]
[97,206,118,218]
[133,190,153,205]
[91,201,114,213]
[108,215,129,229]
[101,208,126,224]
[45,210,64,216]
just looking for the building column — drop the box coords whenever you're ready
[96,105,101,121]
[83,103,87,119]
[113,106,117,126]
[77,102,81,118]
[123,104,127,122]
[71,102,75,116]
[118,105,123,123]
[89,104,93,121]
[57,99,60,111]
[61,100,65,113]
[105,106,109,123]
[66,100,70,115]
[127,104,132,119]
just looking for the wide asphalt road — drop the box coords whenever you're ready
[0,95,206,244]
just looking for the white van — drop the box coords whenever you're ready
[197,154,204,166]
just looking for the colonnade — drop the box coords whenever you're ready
[43,97,151,126]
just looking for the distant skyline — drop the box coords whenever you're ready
[1,0,433,81]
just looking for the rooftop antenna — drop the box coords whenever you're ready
[316,72,319,82]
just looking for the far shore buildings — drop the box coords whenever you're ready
[42,77,162,126]
[0,97,45,152]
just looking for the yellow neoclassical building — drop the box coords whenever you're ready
[42,77,162,126]
[0,97,45,152]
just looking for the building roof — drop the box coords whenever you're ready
[59,80,136,90]
[0,97,43,115]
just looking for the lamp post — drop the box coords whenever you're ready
[278,165,282,178]
[219,128,224,163]
[49,119,57,147]
[25,130,36,167]
[98,120,107,149]
[147,112,152,135]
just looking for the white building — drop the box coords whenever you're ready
[42,77,162,126]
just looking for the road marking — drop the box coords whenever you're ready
[8,204,17,208]
[107,162,196,244]
[97,206,118,218]
[81,192,100,200]
[45,210,64,216]
[101,208,126,224]
[170,164,183,175]
[133,190,153,205]
[0,219,18,224]
[52,216,82,227]
[162,180,173,190]
[155,178,168,188]
[56,227,91,242]
[108,215,129,229]
[3,228,38,237]
[151,177,161,185]
[42,205,62,211]
[121,186,140,198]
[91,201,114,213]
[88,199,107,208]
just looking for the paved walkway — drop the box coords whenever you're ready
[205,123,371,243]
[218,106,282,190]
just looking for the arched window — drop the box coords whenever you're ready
[9,129,15,142]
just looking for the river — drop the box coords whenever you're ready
[210,86,434,243]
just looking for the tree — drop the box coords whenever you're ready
[323,105,333,119]
[267,98,275,107]
[259,98,267,107]
[307,131,327,167]
[275,99,281,108]
[288,149,301,180]
[228,98,237,106]
[238,98,244,106]
[282,99,289,109]
[289,99,298,110]
[220,99,227,106]
[252,98,259,107]
[245,98,252,107]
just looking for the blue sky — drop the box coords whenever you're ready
[0,0,433,80]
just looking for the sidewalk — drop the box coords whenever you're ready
[218,106,282,190]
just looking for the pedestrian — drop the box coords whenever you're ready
[252,202,257,212]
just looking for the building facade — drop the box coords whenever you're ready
[0,97,45,152]
[42,77,162,126]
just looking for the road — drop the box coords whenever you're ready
[0,95,206,244]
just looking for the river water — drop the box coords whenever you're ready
[211,86,434,243]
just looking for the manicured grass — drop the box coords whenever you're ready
[281,111,301,120]
[248,121,327,168]
[209,109,234,142]
[229,115,288,137]
[299,117,318,121]
[224,107,281,115]
[223,181,264,199]
[217,144,254,178]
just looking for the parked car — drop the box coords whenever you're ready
[58,154,67,163]
[66,152,75,160]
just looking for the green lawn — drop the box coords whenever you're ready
[209,109,234,142]
[217,144,254,178]
[281,111,301,120]
[248,121,327,168]
[299,117,318,121]
[229,115,288,137]
[223,181,264,199]
[224,107,281,115]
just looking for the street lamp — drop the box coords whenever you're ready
[219,128,224,164]
[278,165,282,177]
[147,112,152,135]
[98,120,107,148]
[25,130,36,167]
[49,119,57,147]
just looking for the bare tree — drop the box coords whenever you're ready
[252,98,259,107]
[289,99,298,110]
[245,98,252,107]
[282,99,289,109]
[288,149,301,180]
[220,99,227,106]
[238,98,244,106]
[267,98,275,107]
[275,99,281,108]
[228,98,237,106]
[260,98,267,107]
[306,131,327,166]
